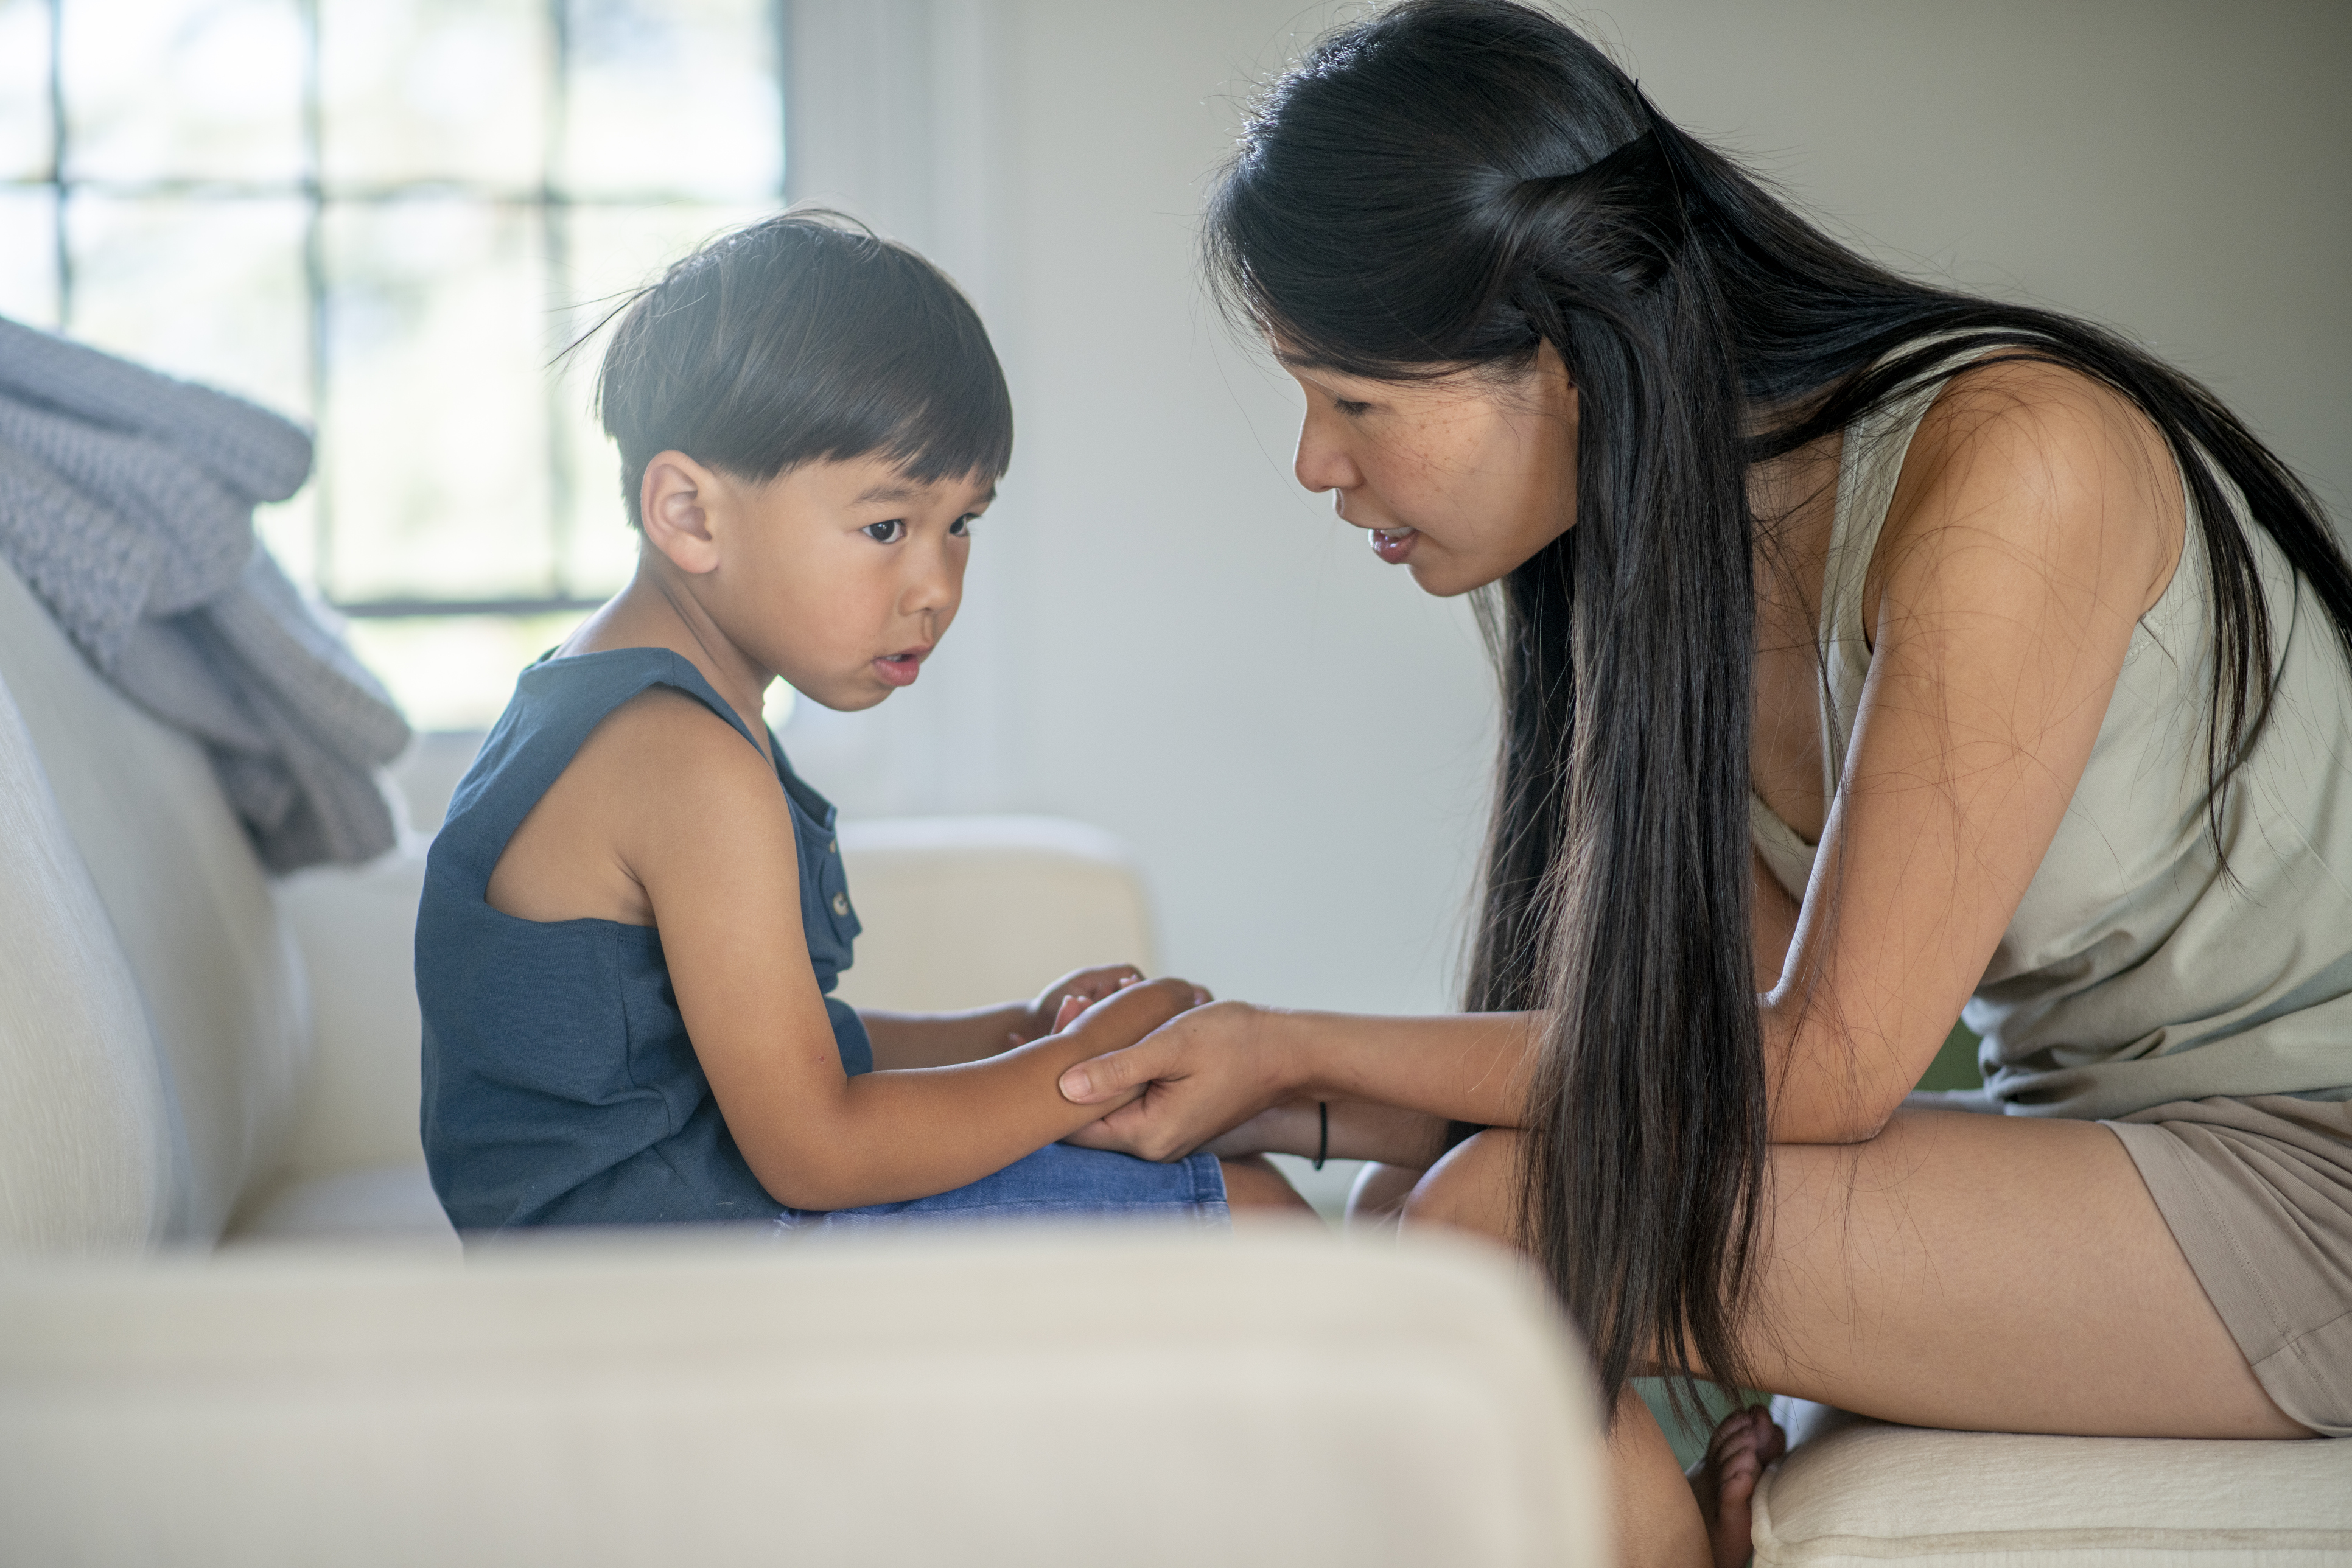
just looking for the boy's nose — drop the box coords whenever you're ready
[901,548,962,620]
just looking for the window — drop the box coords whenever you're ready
[0,0,788,727]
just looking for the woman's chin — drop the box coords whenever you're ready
[1405,553,1503,599]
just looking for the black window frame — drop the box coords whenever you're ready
[7,0,793,620]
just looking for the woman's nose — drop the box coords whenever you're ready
[1293,416,1361,495]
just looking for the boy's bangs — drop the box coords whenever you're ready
[597,213,1013,524]
[822,293,1015,487]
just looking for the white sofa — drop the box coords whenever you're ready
[0,552,1605,1564]
[0,546,2342,1565]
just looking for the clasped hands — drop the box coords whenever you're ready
[1014,965,1296,1163]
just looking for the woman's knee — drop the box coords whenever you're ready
[1399,1129,1524,1245]
[1344,1160,1423,1233]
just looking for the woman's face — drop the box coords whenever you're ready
[1283,340,1579,597]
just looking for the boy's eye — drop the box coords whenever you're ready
[862,519,906,544]
[949,514,975,537]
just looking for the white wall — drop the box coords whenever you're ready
[777,0,2350,1016]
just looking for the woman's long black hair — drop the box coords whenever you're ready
[1205,0,2352,1413]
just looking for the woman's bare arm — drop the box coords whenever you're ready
[1200,1096,1452,1168]
[1761,359,2183,1141]
[1065,365,2185,1161]
[1752,853,1799,994]
[1057,1002,1541,1163]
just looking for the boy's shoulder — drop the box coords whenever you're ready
[578,681,777,805]
[481,676,791,926]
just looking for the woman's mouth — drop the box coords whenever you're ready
[1370,525,1418,564]
[874,648,928,688]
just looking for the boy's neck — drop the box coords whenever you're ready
[557,556,775,756]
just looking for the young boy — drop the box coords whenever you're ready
[416,213,1305,1230]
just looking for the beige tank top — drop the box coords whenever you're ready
[1750,341,2352,1119]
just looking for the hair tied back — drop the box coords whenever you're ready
[1500,125,1689,296]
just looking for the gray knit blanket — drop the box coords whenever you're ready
[0,317,411,872]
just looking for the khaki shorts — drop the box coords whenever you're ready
[2107,1096,2352,1437]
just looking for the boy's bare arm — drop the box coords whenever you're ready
[617,701,1188,1211]
[859,1008,1027,1069]
[860,964,1148,1069]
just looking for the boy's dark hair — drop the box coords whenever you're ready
[594,210,1013,528]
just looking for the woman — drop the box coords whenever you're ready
[1055,4,2352,1564]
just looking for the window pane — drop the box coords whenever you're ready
[0,0,53,181]
[562,0,780,201]
[64,194,310,417]
[320,0,547,192]
[320,198,551,603]
[61,0,304,185]
[343,611,587,732]
[0,186,60,326]
[553,201,770,597]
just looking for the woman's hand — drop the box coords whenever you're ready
[1057,999,1288,1161]
[1010,964,1146,1046]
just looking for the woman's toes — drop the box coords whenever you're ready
[1687,1405,1783,1568]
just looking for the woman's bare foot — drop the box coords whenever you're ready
[1687,1405,1786,1568]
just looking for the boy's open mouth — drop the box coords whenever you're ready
[873,649,926,688]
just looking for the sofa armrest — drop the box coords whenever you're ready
[0,1228,1606,1566]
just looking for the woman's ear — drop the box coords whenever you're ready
[640,450,724,575]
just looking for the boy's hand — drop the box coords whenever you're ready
[1011,964,1150,1046]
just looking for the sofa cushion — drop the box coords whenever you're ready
[832,814,1158,1011]
[1754,1409,2352,1567]
[0,670,173,1253]
[269,845,431,1179]
[0,1228,1605,1566]
[225,1161,454,1249]
[0,555,307,1242]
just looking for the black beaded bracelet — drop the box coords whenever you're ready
[1312,1101,1329,1171]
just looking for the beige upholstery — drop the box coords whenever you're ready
[0,547,2334,1563]
[0,556,307,1242]
[0,1229,1606,1568]
[832,814,1159,1010]
[265,850,434,1177]
[0,564,1628,1563]
[230,845,452,1244]
[1757,1402,2352,1566]
[0,671,171,1252]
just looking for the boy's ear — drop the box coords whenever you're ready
[640,450,724,575]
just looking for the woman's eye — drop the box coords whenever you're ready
[1332,397,1371,418]
[862,519,906,544]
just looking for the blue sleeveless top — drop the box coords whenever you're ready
[416,647,872,1230]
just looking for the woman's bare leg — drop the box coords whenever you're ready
[1219,1154,1318,1216]
[1608,1384,1718,1568]
[1402,1112,2307,1567]
[1345,1160,1423,1233]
